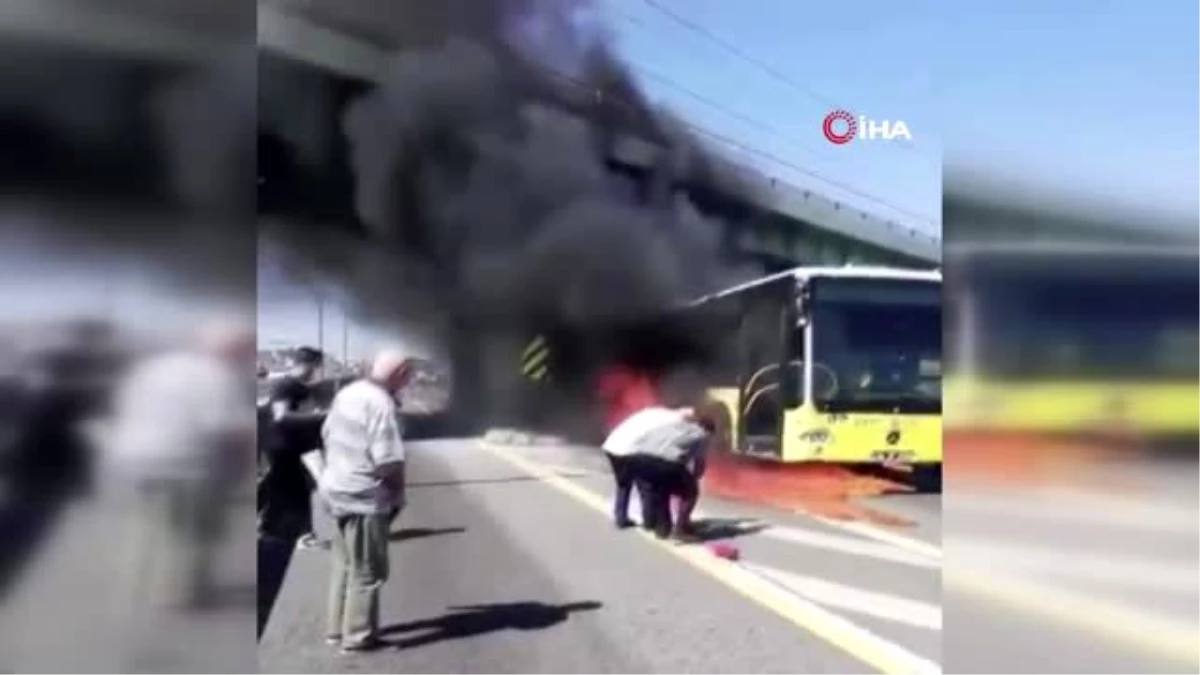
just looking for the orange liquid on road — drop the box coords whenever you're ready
[700,452,915,527]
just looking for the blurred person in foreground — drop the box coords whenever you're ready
[318,349,412,653]
[260,346,327,549]
[105,319,255,610]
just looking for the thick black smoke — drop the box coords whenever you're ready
[264,0,760,432]
[338,39,729,321]
[263,0,759,431]
[0,39,256,302]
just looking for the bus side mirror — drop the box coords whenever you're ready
[795,284,810,327]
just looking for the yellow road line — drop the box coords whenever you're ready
[480,441,942,675]
[945,567,1199,667]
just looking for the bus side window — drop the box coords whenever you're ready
[781,302,803,406]
[694,293,742,387]
[739,281,791,399]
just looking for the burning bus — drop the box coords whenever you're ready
[521,265,943,487]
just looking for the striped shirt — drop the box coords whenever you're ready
[319,379,405,515]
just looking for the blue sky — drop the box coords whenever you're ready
[256,244,395,359]
[931,0,1198,219]
[0,228,248,340]
[598,0,943,232]
[601,0,1198,225]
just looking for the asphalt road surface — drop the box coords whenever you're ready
[943,457,1199,674]
[0,486,257,673]
[259,439,943,674]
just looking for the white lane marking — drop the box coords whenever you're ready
[811,517,943,560]
[534,448,944,561]
[686,506,939,569]
[946,491,1198,534]
[743,562,942,631]
[952,538,1200,595]
[482,441,943,675]
[590,471,943,568]
[706,558,944,675]
[756,526,941,570]
[946,566,1200,666]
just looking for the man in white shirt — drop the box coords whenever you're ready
[106,319,255,609]
[601,406,711,541]
[319,349,412,653]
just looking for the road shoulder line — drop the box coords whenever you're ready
[480,441,942,675]
[945,566,1199,667]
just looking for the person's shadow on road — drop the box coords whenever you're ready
[379,601,602,649]
[690,517,768,542]
[389,526,466,543]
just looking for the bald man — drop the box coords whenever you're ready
[318,349,412,653]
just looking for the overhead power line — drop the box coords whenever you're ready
[628,62,838,165]
[629,0,938,164]
[534,61,940,230]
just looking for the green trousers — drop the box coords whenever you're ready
[130,477,226,610]
[326,512,390,646]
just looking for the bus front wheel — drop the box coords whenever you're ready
[911,463,942,493]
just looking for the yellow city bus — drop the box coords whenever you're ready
[944,243,1198,450]
[686,266,942,481]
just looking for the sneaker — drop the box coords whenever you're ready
[338,637,383,654]
[614,518,634,530]
[296,533,329,550]
[670,528,700,544]
[325,635,341,646]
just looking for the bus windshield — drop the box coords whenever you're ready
[809,277,942,414]
[962,254,1198,381]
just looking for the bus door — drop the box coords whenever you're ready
[736,279,796,458]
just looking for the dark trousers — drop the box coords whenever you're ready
[605,453,655,527]
[634,456,699,538]
[258,451,314,541]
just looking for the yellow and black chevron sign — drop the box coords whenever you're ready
[521,335,551,382]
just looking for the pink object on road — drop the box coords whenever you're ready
[706,541,740,561]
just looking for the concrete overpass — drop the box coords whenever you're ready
[253,2,941,271]
[3,0,939,271]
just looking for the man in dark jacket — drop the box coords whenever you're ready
[259,347,326,548]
